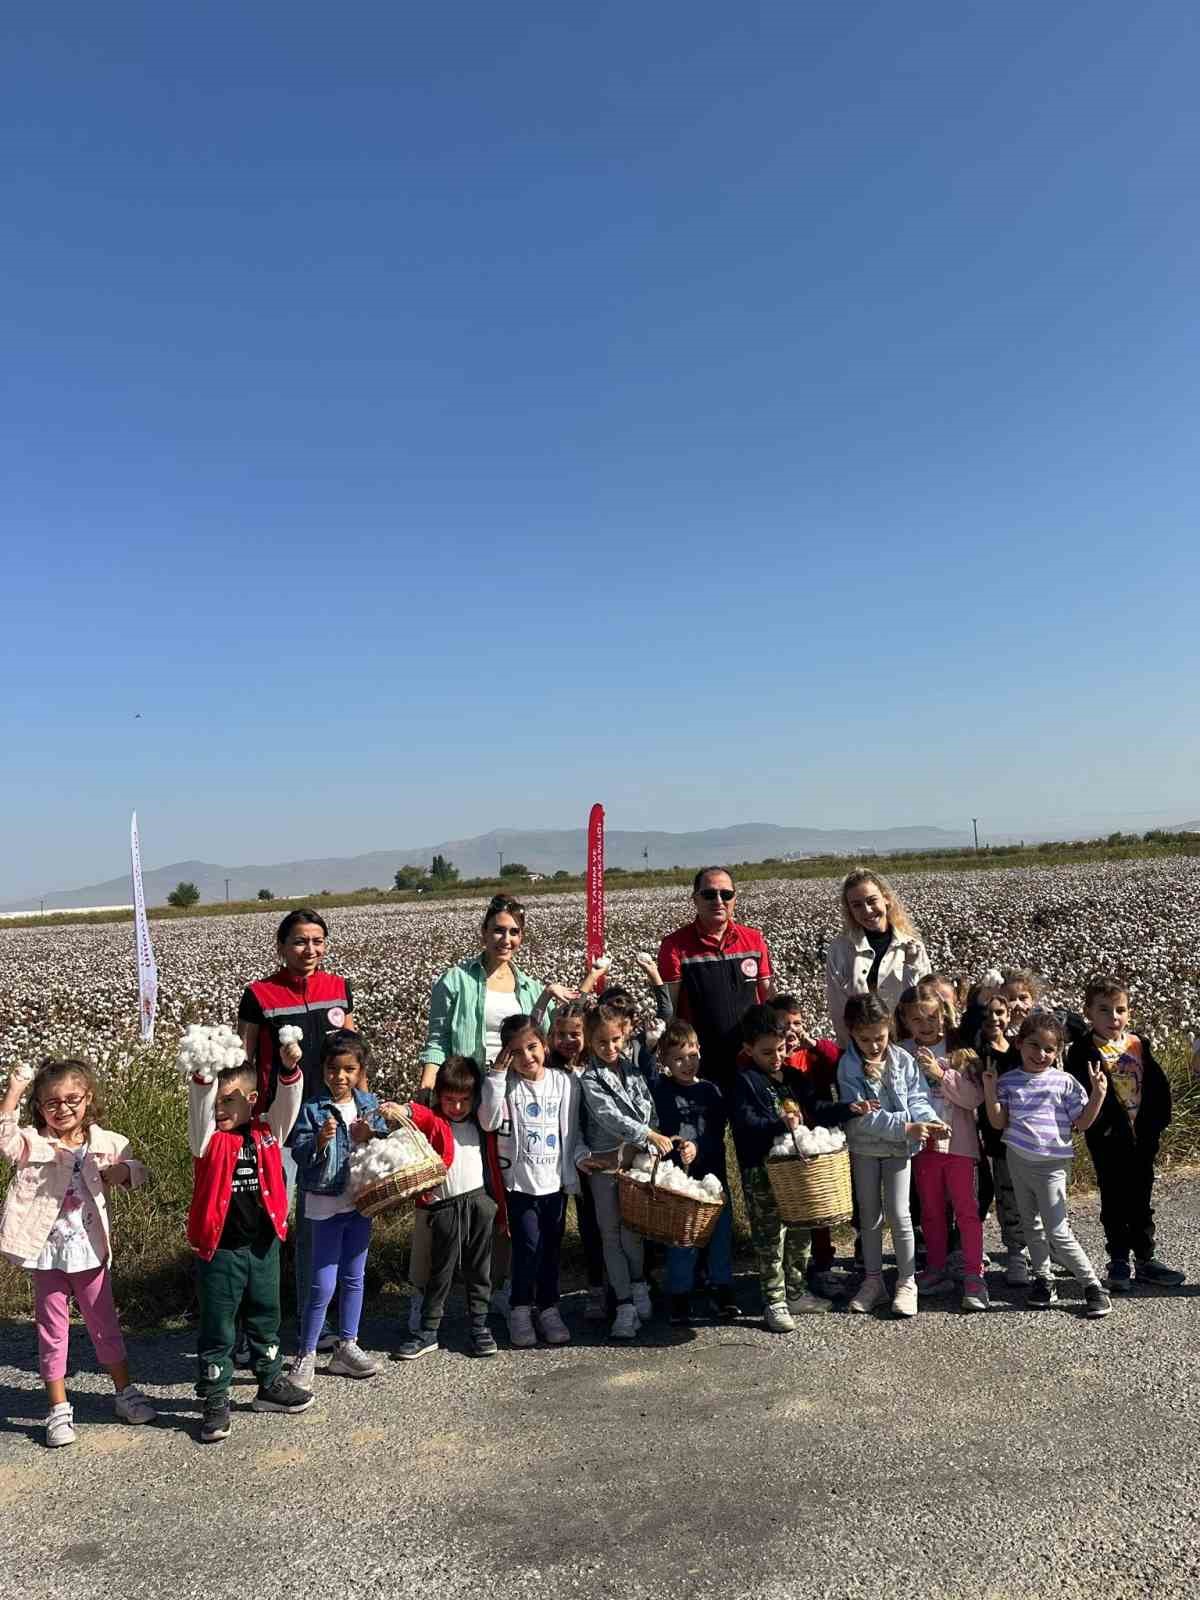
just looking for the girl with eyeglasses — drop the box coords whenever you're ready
[0,1059,156,1448]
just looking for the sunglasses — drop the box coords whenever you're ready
[697,888,735,902]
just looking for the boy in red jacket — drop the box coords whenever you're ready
[187,1042,313,1443]
[767,995,845,1298]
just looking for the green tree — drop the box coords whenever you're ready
[167,881,200,908]
[429,853,459,884]
[393,865,427,891]
[500,862,529,877]
[257,888,274,901]
[552,869,571,881]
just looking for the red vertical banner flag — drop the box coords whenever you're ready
[586,803,605,977]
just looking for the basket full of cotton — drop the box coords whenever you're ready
[765,1121,852,1228]
[617,1149,725,1249]
[349,1110,447,1218]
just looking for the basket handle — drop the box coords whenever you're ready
[647,1137,684,1188]
[788,1125,820,1163]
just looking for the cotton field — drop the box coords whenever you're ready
[2,858,1199,1089]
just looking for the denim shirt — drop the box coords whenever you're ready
[579,1057,656,1155]
[289,1088,386,1195]
[837,1044,939,1157]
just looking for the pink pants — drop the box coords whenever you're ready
[914,1151,983,1278]
[32,1266,127,1382]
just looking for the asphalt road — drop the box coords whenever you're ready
[2,1177,1199,1600]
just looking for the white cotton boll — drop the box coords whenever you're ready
[592,954,612,973]
[278,1024,303,1046]
[176,1023,246,1082]
[699,1174,724,1200]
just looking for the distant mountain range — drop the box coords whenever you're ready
[1,822,977,912]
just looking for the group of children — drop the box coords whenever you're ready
[0,964,1187,1448]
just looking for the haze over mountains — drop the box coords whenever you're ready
[3,822,975,911]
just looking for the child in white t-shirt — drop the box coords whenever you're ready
[480,1014,580,1348]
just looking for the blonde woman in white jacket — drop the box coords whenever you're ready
[825,869,931,1045]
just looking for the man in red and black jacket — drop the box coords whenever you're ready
[656,867,773,1102]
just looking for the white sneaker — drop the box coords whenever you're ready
[610,1302,639,1340]
[535,1306,571,1345]
[508,1306,538,1348]
[113,1384,157,1424]
[786,1293,831,1316]
[291,1351,317,1392]
[764,1301,796,1333]
[46,1402,75,1447]
[891,1279,918,1318]
[490,1281,511,1316]
[407,1293,424,1334]
[630,1281,653,1321]
[849,1275,887,1315]
[584,1286,608,1322]
[327,1339,377,1379]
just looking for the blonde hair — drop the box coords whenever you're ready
[839,869,917,939]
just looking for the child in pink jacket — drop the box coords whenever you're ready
[0,1059,156,1448]
[912,1045,987,1312]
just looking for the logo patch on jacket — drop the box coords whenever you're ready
[740,958,759,978]
[327,1007,346,1028]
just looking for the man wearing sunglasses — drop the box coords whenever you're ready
[656,867,773,1101]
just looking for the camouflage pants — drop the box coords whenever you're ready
[741,1165,811,1306]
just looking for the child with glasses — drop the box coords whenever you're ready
[0,1059,157,1448]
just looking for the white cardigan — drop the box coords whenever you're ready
[825,928,931,1044]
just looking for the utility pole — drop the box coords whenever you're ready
[643,846,649,869]
[225,878,230,902]
[39,898,44,914]
[971,819,979,853]
[498,851,504,876]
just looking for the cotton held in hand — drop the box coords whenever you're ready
[176,1023,247,1083]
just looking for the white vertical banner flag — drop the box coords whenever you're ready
[130,811,158,1042]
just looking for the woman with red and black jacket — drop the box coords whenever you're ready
[237,907,355,1347]
[1064,977,1182,1292]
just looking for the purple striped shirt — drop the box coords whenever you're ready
[998,1067,1086,1160]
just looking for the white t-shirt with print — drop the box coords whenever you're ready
[25,1145,103,1272]
[504,1071,566,1196]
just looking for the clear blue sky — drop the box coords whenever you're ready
[4,2,1198,897]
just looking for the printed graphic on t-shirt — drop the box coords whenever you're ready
[1099,1036,1143,1123]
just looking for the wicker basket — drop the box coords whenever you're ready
[352,1111,447,1219]
[766,1137,852,1227]
[616,1153,724,1249]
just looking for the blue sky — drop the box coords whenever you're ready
[3,2,1199,897]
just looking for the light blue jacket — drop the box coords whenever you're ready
[288,1088,387,1195]
[420,959,548,1069]
[837,1043,940,1158]
[579,1057,657,1156]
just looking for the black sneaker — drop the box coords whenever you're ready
[252,1375,316,1413]
[200,1395,231,1443]
[395,1330,440,1361]
[1135,1258,1185,1288]
[1106,1259,1132,1293]
[1027,1276,1058,1308]
[1084,1283,1112,1319]
[470,1323,499,1358]
[669,1293,692,1327]
[713,1286,741,1319]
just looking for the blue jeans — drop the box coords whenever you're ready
[666,1201,733,1293]
[299,1209,372,1353]
[508,1189,567,1309]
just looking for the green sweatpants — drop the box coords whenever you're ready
[196,1239,284,1398]
[741,1165,812,1307]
